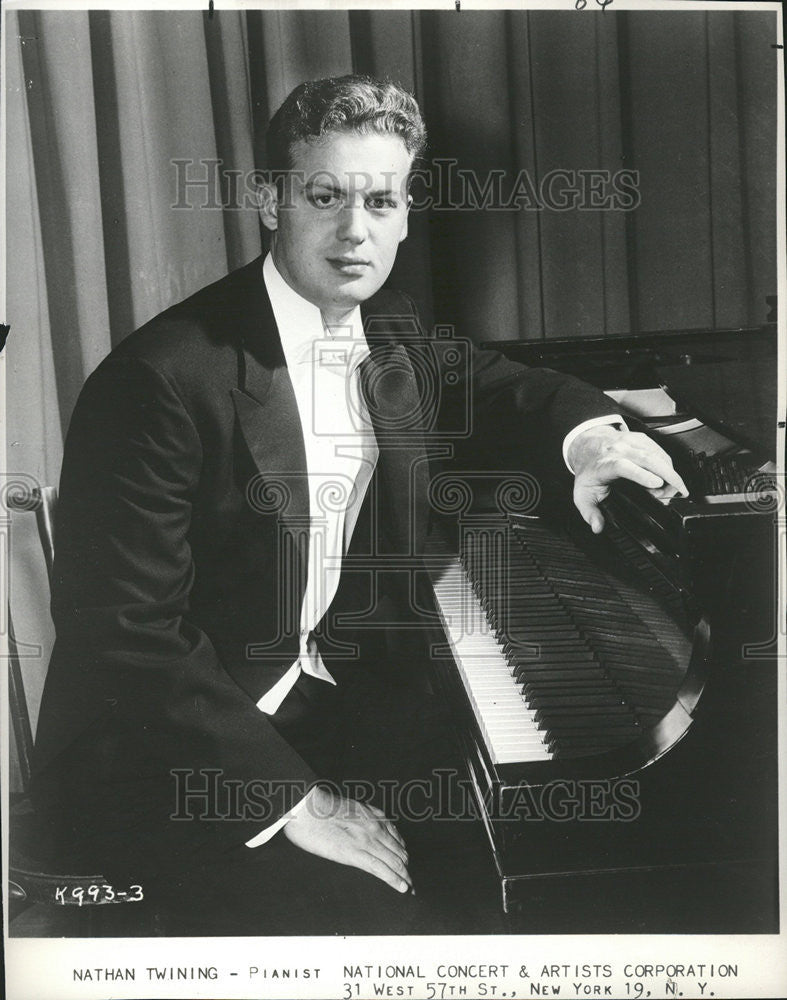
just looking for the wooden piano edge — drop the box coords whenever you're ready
[499,856,780,926]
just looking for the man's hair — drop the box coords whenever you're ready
[266,74,427,174]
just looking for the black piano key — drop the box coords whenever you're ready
[500,629,580,656]
[590,655,677,677]
[514,665,603,685]
[498,612,575,626]
[586,637,673,655]
[500,634,589,649]
[507,649,594,668]
[581,631,676,652]
[495,595,570,608]
[523,680,618,698]
[606,679,678,698]
[623,680,680,697]
[540,715,640,732]
[490,576,552,587]
[512,662,599,681]
[534,706,634,725]
[604,673,676,696]
[552,736,639,757]
[509,649,597,666]
[497,599,571,611]
[508,654,596,676]
[492,608,569,624]
[502,635,580,657]
[548,722,641,744]
[548,722,642,743]
[526,696,620,710]
[514,665,605,684]
[529,693,626,709]
[499,620,576,633]
[517,667,610,683]
[495,589,565,602]
[603,658,679,676]
[547,731,641,754]
[502,622,577,637]
[571,613,654,634]
[483,573,555,586]
[617,693,675,711]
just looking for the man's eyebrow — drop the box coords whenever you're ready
[304,180,343,194]
[303,179,401,198]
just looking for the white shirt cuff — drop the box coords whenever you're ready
[245,792,311,848]
[256,637,336,716]
[562,416,628,474]
[255,661,301,715]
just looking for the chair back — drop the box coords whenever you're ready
[7,486,58,791]
[32,485,57,583]
[7,485,161,927]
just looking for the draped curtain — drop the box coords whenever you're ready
[4,8,777,776]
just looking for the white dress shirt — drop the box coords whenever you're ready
[246,253,378,847]
[246,254,623,846]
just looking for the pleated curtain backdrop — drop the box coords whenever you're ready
[4,8,777,777]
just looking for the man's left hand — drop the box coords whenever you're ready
[568,425,688,534]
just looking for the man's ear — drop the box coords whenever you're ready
[258,180,279,232]
[398,192,412,244]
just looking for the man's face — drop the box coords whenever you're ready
[261,131,412,323]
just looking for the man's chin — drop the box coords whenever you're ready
[329,278,385,309]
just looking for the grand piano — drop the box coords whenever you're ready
[426,322,780,933]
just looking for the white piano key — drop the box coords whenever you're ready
[429,547,554,766]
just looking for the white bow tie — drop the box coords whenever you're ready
[297,337,370,378]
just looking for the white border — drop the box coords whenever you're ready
[2,2,785,999]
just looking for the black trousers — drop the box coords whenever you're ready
[90,660,506,936]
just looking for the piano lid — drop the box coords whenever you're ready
[656,353,777,460]
[484,324,778,461]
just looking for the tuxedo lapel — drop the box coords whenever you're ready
[231,270,309,597]
[231,375,309,529]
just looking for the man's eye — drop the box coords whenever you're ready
[310,193,339,208]
[368,197,396,211]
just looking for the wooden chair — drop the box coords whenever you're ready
[7,486,159,934]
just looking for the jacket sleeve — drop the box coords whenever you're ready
[34,355,316,880]
[396,290,622,456]
[468,344,622,447]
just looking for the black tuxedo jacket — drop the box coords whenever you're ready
[32,256,619,880]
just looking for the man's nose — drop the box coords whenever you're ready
[336,204,367,244]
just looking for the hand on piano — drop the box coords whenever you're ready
[283,784,413,894]
[567,425,688,533]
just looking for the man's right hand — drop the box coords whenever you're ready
[282,785,412,894]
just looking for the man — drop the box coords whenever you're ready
[31,75,685,935]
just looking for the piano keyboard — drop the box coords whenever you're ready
[429,554,552,765]
[428,514,692,767]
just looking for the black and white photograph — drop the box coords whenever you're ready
[2,0,785,997]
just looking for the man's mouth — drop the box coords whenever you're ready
[328,257,371,274]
